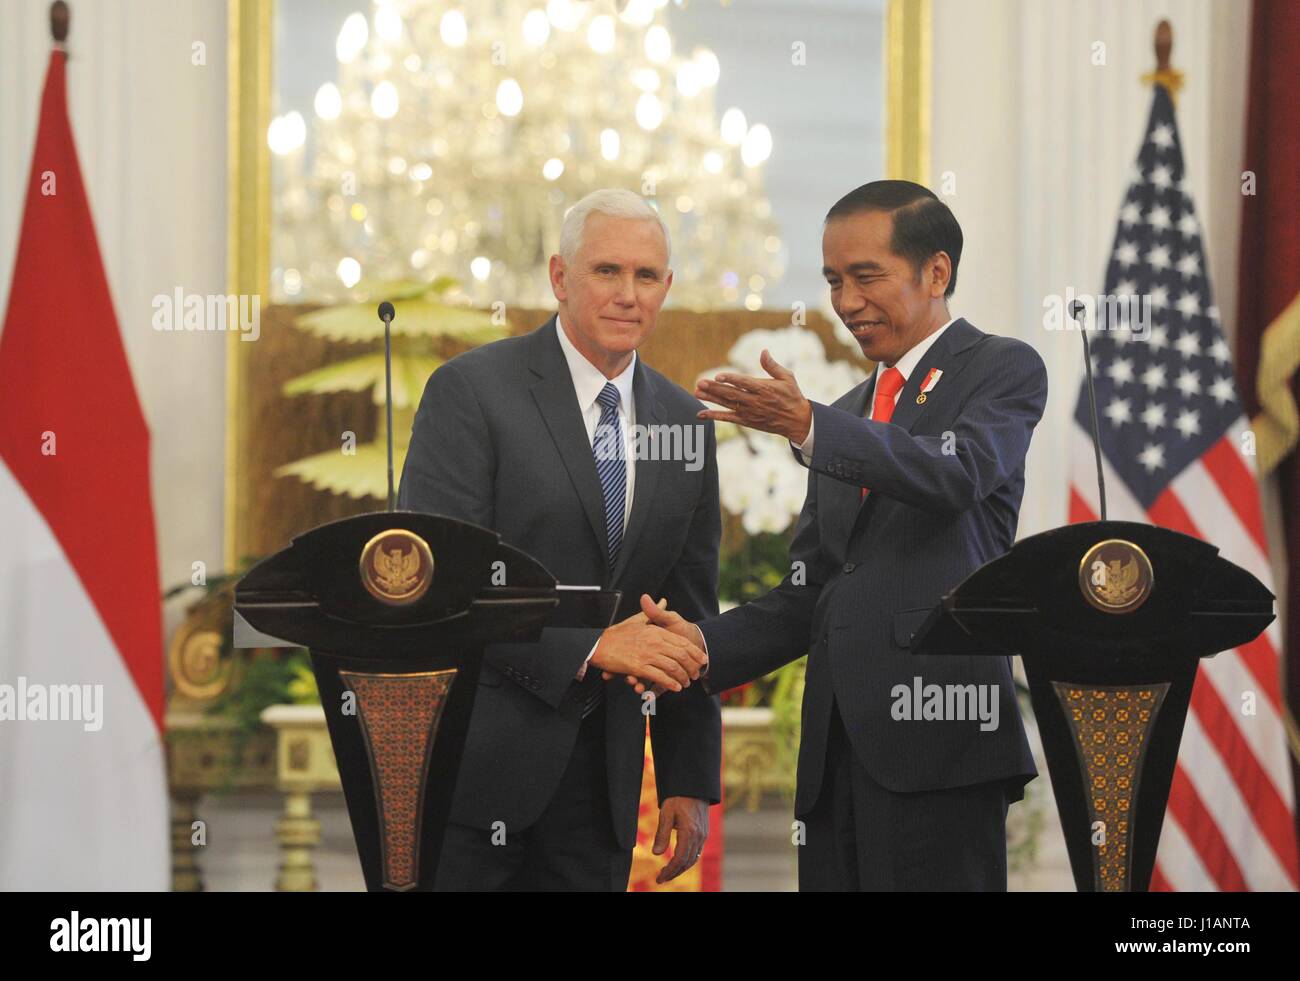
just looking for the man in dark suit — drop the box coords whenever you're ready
[639,180,1046,890]
[398,188,722,891]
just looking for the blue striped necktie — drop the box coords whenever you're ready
[592,382,626,567]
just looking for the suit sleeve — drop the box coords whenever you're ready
[397,360,495,525]
[807,341,1048,514]
[694,459,828,694]
[648,419,723,805]
[397,361,595,706]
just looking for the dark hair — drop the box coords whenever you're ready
[825,180,963,299]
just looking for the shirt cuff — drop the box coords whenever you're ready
[791,414,815,464]
[575,639,600,681]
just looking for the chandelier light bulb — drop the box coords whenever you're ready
[741,123,772,166]
[720,107,747,145]
[676,62,702,98]
[371,81,399,119]
[620,0,656,27]
[547,0,583,32]
[314,83,342,120]
[636,93,664,130]
[600,129,621,161]
[496,78,524,117]
[440,10,468,47]
[267,111,306,155]
[337,257,362,288]
[644,25,671,64]
[587,15,615,53]
[694,47,721,87]
[336,12,368,63]
[374,6,402,43]
[522,9,551,46]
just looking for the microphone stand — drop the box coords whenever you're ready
[378,302,396,511]
[1070,300,1108,520]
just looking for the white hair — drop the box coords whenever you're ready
[558,188,672,265]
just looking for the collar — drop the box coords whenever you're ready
[887,315,957,381]
[555,313,637,414]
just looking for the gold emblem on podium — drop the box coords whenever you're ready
[360,529,435,605]
[1078,539,1153,614]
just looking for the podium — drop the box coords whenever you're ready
[234,511,618,891]
[910,520,1274,892]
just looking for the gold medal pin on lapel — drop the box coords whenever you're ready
[916,367,943,404]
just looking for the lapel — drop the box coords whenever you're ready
[847,318,985,540]
[610,360,663,585]
[883,318,980,435]
[528,317,611,563]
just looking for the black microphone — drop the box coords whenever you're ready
[1069,299,1107,520]
[377,302,396,511]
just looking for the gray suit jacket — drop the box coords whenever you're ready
[699,318,1044,816]
[398,317,722,850]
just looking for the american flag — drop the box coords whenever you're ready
[1068,84,1299,890]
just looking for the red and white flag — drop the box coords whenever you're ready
[1068,82,1298,889]
[0,48,167,889]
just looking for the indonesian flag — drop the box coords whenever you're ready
[0,49,167,888]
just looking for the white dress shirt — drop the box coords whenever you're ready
[793,316,957,462]
[555,315,637,677]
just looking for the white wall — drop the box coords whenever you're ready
[930,0,1256,541]
[0,0,229,633]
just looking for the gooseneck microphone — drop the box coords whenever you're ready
[1070,299,1107,520]
[378,301,396,511]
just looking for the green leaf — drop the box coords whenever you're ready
[281,354,442,408]
[293,297,505,343]
[274,442,410,501]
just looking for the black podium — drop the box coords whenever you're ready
[235,511,618,892]
[910,520,1274,892]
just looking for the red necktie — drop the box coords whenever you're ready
[861,366,905,499]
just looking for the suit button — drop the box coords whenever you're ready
[843,562,856,574]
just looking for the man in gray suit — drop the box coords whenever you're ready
[398,189,721,890]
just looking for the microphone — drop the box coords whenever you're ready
[1069,299,1108,520]
[377,302,396,511]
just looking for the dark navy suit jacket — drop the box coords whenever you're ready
[699,318,1045,817]
[398,318,722,850]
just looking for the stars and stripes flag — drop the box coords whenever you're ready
[1067,82,1299,890]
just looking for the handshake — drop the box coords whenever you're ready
[589,594,708,696]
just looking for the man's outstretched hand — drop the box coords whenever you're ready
[694,348,813,444]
